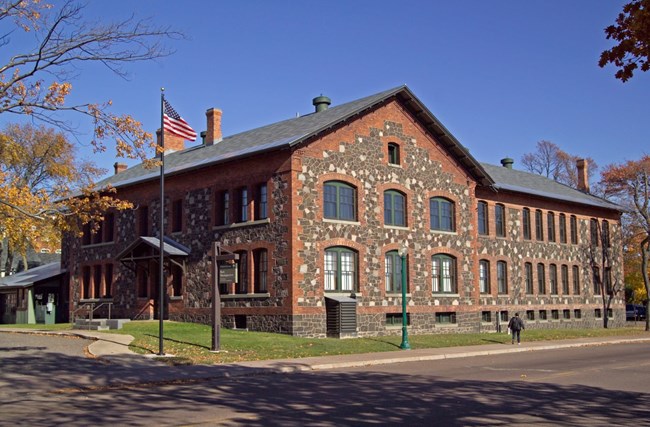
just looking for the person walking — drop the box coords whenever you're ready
[508,313,525,345]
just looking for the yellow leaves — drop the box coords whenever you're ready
[44,81,71,106]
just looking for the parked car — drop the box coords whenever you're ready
[626,304,647,320]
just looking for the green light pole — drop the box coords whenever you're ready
[399,244,411,350]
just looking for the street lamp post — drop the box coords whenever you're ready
[399,244,411,350]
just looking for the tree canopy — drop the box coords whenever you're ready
[520,140,598,189]
[599,0,650,82]
[600,155,650,330]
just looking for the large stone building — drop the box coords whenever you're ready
[61,86,625,337]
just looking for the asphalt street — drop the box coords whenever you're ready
[1,332,649,426]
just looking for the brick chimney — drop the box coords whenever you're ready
[576,158,589,193]
[114,162,127,175]
[156,128,185,154]
[205,108,222,146]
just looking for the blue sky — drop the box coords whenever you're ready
[4,1,649,178]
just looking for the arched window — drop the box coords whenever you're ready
[537,263,546,294]
[385,250,404,292]
[254,249,268,293]
[559,214,567,244]
[535,210,544,241]
[324,247,357,292]
[430,197,455,232]
[495,204,506,237]
[547,212,556,242]
[432,254,456,293]
[522,208,531,240]
[478,201,489,235]
[497,261,508,294]
[324,181,357,221]
[525,262,533,294]
[570,215,578,244]
[479,259,490,294]
[387,143,400,165]
[549,264,558,294]
[384,190,406,226]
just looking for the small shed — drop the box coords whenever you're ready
[0,263,67,324]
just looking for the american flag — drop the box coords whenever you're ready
[163,99,197,141]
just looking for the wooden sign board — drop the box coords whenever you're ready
[219,264,238,284]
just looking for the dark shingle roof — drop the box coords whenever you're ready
[481,163,621,211]
[0,262,65,289]
[96,86,493,189]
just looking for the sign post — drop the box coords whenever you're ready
[211,242,238,352]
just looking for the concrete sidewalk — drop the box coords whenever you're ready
[2,326,650,377]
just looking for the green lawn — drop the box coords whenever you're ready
[6,321,647,365]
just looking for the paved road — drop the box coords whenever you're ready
[1,332,648,426]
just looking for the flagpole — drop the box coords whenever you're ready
[158,88,165,356]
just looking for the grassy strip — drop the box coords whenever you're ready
[5,321,646,365]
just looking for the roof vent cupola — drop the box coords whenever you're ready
[500,157,514,169]
[312,95,331,112]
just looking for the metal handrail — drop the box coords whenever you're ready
[132,301,154,320]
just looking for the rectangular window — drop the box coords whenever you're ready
[435,312,457,324]
[93,220,103,244]
[104,213,115,242]
[481,311,492,322]
[573,265,580,295]
[525,262,533,294]
[522,208,531,240]
[104,263,113,298]
[93,265,102,299]
[82,222,92,245]
[547,212,556,242]
[239,187,249,222]
[570,215,578,244]
[388,143,400,165]
[561,265,569,294]
[478,201,488,235]
[385,252,403,293]
[537,263,546,294]
[82,266,91,299]
[535,210,544,241]
[172,198,183,232]
[574,309,582,319]
[539,310,548,320]
[563,309,571,319]
[593,266,601,295]
[256,183,268,220]
[595,308,602,319]
[559,214,567,244]
[237,251,248,294]
[221,191,230,225]
[254,249,268,293]
[386,313,410,326]
[590,218,599,247]
[495,204,506,237]
[526,310,535,321]
[138,205,149,236]
[551,309,559,320]
[550,264,558,294]
[479,260,490,294]
[500,311,509,322]
[497,261,508,294]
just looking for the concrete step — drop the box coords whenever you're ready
[74,318,130,330]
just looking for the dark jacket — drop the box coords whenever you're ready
[508,316,524,331]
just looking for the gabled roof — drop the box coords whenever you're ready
[115,236,191,261]
[0,263,65,289]
[96,85,493,189]
[481,163,622,211]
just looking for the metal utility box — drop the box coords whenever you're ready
[325,296,357,338]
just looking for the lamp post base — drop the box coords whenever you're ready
[400,326,411,350]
